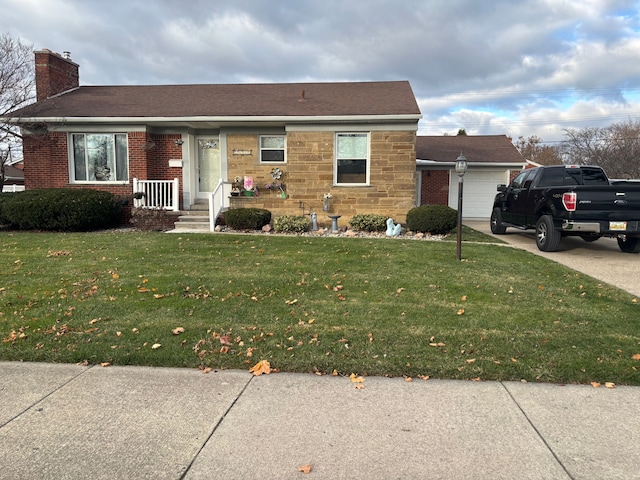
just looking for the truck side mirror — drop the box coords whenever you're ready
[497,184,507,192]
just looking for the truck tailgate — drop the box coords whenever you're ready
[571,185,640,221]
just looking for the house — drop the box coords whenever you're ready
[416,135,526,218]
[6,49,422,229]
[2,162,25,192]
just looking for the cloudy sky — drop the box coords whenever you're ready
[4,0,640,143]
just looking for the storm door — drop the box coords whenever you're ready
[196,137,221,198]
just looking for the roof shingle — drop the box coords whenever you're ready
[416,135,525,164]
[12,81,421,119]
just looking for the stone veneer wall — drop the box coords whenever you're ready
[226,130,417,226]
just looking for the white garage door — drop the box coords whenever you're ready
[449,169,509,219]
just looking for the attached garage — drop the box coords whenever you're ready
[448,169,510,219]
[416,135,526,219]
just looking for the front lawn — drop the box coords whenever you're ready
[1,230,638,385]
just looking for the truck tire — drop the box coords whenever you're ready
[617,235,640,253]
[535,215,561,252]
[490,208,507,234]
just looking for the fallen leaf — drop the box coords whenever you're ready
[298,464,312,474]
[172,327,185,335]
[466,358,476,364]
[100,362,111,367]
[285,299,298,305]
[632,354,640,360]
[457,309,465,315]
[349,373,364,383]
[112,273,119,279]
[404,376,413,382]
[605,382,616,389]
[219,335,232,346]
[429,342,446,347]
[250,360,271,376]
[417,375,430,381]
[153,294,165,299]
[591,382,601,388]
[202,367,213,374]
[332,369,339,376]
[138,287,150,293]
[461,295,467,301]
[151,343,162,349]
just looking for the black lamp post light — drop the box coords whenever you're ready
[455,153,468,261]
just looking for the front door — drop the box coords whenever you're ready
[196,137,221,199]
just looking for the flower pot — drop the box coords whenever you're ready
[244,191,255,197]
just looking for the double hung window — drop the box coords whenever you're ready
[259,135,286,163]
[335,133,369,185]
[71,133,128,182]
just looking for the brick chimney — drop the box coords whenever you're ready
[34,49,79,102]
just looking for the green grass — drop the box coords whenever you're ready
[1,229,638,385]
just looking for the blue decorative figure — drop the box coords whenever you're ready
[386,218,402,237]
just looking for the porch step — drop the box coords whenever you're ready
[170,202,225,232]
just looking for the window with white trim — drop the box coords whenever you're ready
[259,135,286,163]
[335,132,369,185]
[71,133,129,182]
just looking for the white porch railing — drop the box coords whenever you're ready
[133,178,179,211]
[209,179,232,231]
[2,184,25,192]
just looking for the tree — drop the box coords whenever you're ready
[562,119,640,179]
[0,33,34,190]
[456,128,467,136]
[514,135,563,166]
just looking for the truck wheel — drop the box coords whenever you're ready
[490,208,507,234]
[617,235,640,253]
[535,215,561,252]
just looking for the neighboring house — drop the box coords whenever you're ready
[2,162,25,192]
[6,49,422,228]
[416,135,526,218]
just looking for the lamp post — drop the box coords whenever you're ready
[455,153,468,261]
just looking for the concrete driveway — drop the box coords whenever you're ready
[465,220,640,298]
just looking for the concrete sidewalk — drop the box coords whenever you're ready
[2,362,639,479]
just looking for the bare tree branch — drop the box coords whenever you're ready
[0,32,34,190]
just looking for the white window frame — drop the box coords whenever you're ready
[69,133,129,184]
[334,132,370,186]
[259,135,286,163]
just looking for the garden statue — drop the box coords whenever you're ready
[311,212,318,231]
[386,218,402,237]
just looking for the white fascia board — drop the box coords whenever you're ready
[417,160,526,168]
[8,114,422,125]
[286,123,418,132]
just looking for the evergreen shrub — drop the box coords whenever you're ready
[406,204,457,234]
[273,215,310,233]
[0,188,123,231]
[224,208,271,230]
[348,213,388,232]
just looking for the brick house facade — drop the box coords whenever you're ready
[9,50,421,227]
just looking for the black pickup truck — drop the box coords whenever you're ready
[490,165,640,253]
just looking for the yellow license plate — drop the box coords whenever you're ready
[610,221,627,231]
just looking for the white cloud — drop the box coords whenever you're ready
[3,0,640,143]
